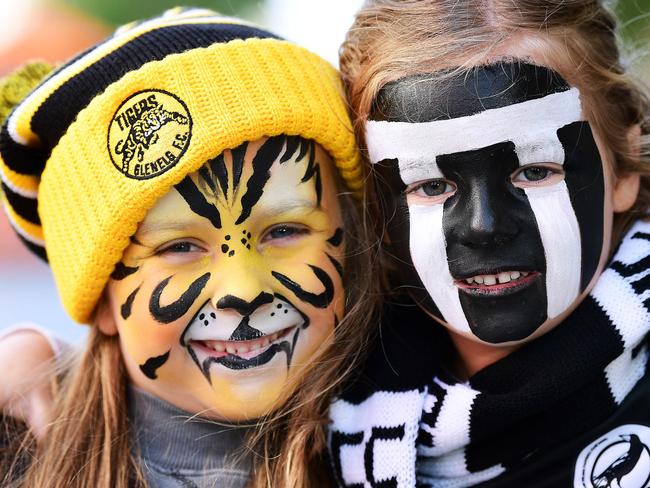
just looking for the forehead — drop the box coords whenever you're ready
[366,62,584,181]
[142,137,328,225]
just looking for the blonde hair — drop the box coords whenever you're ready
[1,187,380,488]
[340,0,650,245]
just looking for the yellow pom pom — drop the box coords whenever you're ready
[0,61,54,125]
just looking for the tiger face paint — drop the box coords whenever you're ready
[367,62,607,345]
[104,136,345,420]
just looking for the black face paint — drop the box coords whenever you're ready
[327,228,344,247]
[438,142,548,342]
[121,285,140,320]
[236,136,285,224]
[369,61,605,343]
[272,265,335,308]
[175,176,222,229]
[111,262,139,280]
[149,272,211,324]
[228,317,264,341]
[216,292,274,316]
[230,141,248,193]
[372,63,570,123]
[327,253,344,278]
[139,350,170,379]
[210,152,229,198]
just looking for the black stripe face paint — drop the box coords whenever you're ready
[121,286,140,320]
[272,265,335,308]
[111,262,139,280]
[236,136,285,224]
[139,350,171,379]
[175,176,222,229]
[367,61,605,344]
[149,272,211,324]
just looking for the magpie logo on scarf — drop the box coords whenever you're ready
[329,220,650,488]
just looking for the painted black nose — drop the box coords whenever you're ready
[456,186,519,248]
[216,292,274,316]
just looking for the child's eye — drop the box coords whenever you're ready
[260,224,310,244]
[511,164,564,185]
[156,241,204,255]
[407,179,456,199]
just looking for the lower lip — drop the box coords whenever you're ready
[455,272,540,296]
[189,326,296,361]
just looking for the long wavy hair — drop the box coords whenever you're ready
[1,180,381,488]
[340,0,650,246]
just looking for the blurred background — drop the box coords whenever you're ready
[0,0,649,344]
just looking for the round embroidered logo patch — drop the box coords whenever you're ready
[574,424,650,488]
[108,89,192,180]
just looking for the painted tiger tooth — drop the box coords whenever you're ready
[483,275,497,285]
[510,271,521,280]
[497,272,511,284]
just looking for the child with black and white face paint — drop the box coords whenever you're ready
[0,9,379,488]
[329,1,650,487]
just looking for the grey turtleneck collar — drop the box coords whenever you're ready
[128,385,252,488]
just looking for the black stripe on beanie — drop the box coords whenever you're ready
[0,129,49,175]
[0,182,39,225]
[16,234,47,261]
[32,23,279,149]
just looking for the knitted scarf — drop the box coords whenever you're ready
[329,220,650,487]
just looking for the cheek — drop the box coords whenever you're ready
[110,272,207,359]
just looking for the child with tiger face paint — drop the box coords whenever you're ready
[102,136,346,420]
[0,9,377,488]
[328,1,650,487]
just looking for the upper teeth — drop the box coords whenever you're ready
[201,331,283,355]
[465,271,529,285]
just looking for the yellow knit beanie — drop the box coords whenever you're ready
[0,8,362,324]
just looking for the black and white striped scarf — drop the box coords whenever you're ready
[329,220,650,487]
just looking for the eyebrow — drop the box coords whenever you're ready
[258,198,319,218]
[136,219,207,238]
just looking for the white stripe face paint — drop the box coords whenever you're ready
[366,74,602,343]
[409,203,471,333]
[366,88,582,178]
[524,182,582,318]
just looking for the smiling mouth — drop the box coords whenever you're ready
[187,325,300,376]
[190,325,295,359]
[455,270,540,295]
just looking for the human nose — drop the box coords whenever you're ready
[455,182,519,248]
[208,265,274,316]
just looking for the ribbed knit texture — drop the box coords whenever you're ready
[0,9,362,323]
[129,385,251,488]
[329,220,650,487]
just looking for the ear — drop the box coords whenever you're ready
[612,124,642,213]
[95,294,118,336]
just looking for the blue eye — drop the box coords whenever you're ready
[409,179,456,198]
[512,164,563,184]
